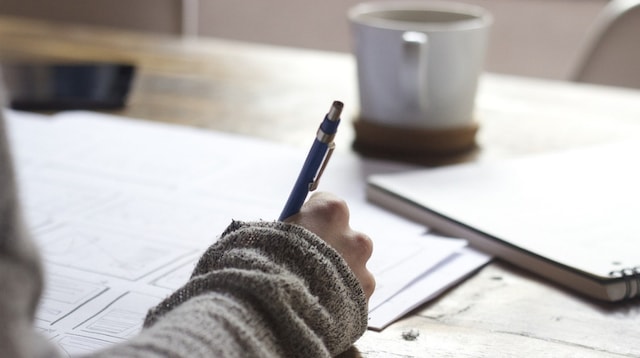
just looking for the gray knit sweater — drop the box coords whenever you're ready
[0,105,368,357]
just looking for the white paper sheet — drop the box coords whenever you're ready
[5,109,488,354]
[368,247,490,330]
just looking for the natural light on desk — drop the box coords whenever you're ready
[6,109,489,354]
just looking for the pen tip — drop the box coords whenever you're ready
[328,101,343,121]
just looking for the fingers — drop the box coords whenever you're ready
[285,192,376,299]
[344,230,376,298]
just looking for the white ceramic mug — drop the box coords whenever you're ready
[349,1,492,129]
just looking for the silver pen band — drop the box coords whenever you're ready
[316,128,336,144]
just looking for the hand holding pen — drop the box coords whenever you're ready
[278,101,343,221]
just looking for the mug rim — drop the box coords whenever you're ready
[348,1,493,32]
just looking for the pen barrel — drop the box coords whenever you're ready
[278,138,330,221]
[278,102,342,221]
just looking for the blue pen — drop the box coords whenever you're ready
[278,101,343,221]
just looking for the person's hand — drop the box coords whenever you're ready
[285,192,375,299]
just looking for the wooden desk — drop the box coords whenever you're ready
[2,16,639,357]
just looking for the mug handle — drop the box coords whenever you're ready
[402,31,428,112]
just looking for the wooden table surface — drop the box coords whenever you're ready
[2,16,639,357]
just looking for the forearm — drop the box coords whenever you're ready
[0,105,59,358]
[90,220,368,358]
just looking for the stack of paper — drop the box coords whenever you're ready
[6,110,489,355]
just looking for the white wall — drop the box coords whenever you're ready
[0,0,609,80]
[197,0,608,80]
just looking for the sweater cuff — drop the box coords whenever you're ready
[145,220,368,356]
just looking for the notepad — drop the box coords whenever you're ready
[367,142,640,302]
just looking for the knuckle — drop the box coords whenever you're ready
[353,232,374,259]
[318,196,350,222]
[362,272,376,297]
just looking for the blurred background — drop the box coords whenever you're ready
[0,0,609,80]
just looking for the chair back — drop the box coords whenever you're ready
[571,0,640,89]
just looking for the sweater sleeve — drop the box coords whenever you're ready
[0,103,61,358]
[87,221,369,358]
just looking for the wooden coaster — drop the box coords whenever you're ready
[352,118,479,165]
